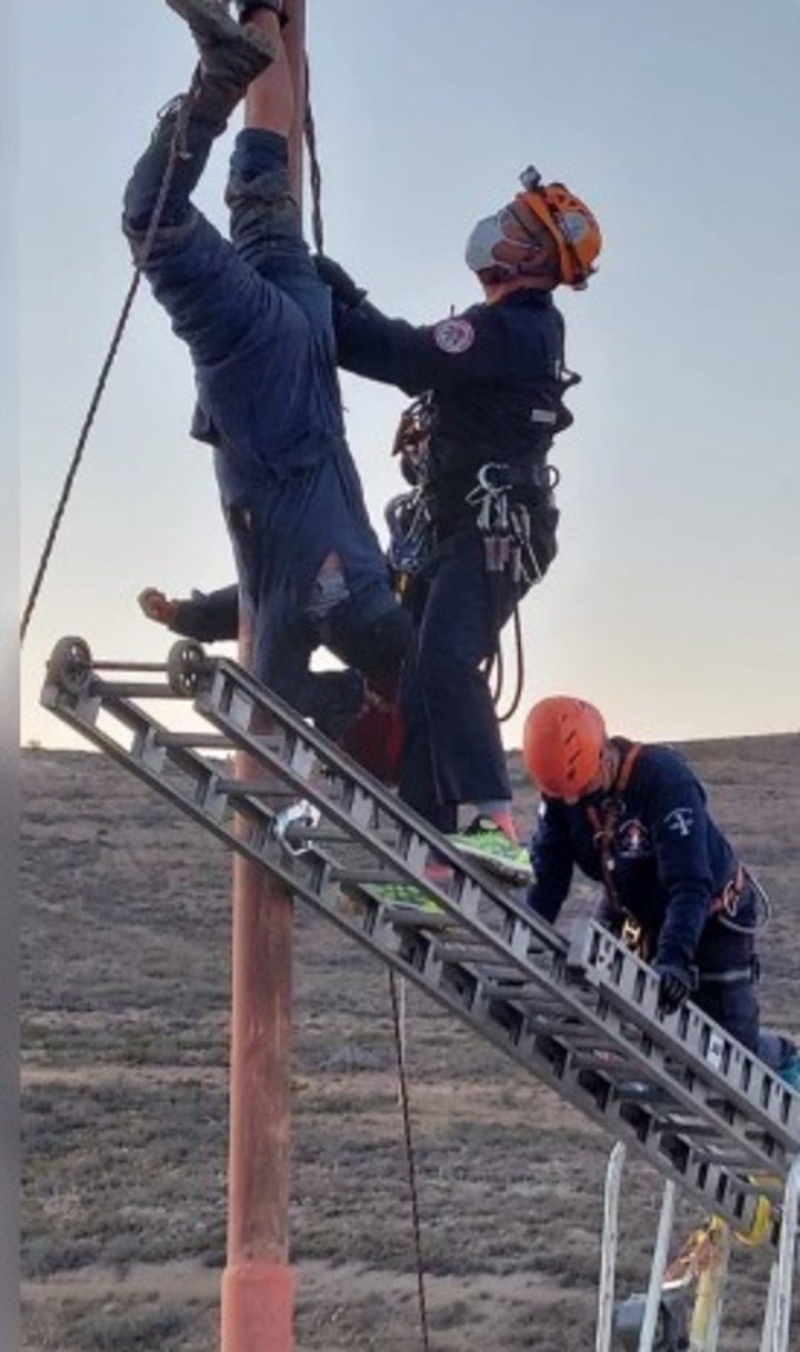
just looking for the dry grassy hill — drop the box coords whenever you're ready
[21,735,800,1350]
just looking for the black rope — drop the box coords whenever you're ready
[496,603,525,723]
[389,971,431,1352]
[20,89,195,644]
[484,595,526,723]
[303,57,324,255]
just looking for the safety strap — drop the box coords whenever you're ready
[709,862,746,918]
[585,742,642,916]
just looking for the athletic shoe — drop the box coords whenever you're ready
[367,862,454,915]
[447,816,532,884]
[368,881,444,914]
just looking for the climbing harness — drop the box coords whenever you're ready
[586,745,771,983]
[585,742,646,943]
[465,459,558,721]
[712,864,772,935]
[465,460,555,594]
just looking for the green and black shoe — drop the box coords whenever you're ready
[447,816,532,885]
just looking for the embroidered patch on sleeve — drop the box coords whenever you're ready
[664,807,695,838]
[433,318,476,354]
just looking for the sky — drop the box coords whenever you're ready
[19,0,800,753]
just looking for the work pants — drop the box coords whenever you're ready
[399,531,518,833]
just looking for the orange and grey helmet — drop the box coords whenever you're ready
[522,695,607,798]
[516,166,602,290]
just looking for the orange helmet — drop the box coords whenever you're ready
[517,166,602,290]
[522,696,607,798]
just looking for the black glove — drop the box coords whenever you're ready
[313,254,368,309]
[234,1,288,28]
[653,961,694,1015]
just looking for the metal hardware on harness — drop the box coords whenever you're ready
[385,489,433,582]
[40,638,800,1252]
[392,394,433,485]
[465,463,547,591]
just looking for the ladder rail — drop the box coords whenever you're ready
[196,659,800,1159]
[39,641,800,1251]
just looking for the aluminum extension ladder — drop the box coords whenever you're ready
[40,637,800,1255]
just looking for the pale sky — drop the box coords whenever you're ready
[19,0,800,752]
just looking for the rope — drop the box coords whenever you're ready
[484,600,525,724]
[303,57,325,254]
[496,603,525,723]
[389,970,431,1352]
[20,90,194,644]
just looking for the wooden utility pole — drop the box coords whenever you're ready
[220,4,306,1350]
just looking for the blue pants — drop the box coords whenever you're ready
[123,110,409,710]
[399,531,517,832]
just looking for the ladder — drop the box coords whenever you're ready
[40,636,800,1255]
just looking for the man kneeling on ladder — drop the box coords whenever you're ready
[521,696,800,1086]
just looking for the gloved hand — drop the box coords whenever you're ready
[313,254,368,309]
[653,961,694,1015]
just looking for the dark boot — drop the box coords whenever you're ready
[166,0,276,128]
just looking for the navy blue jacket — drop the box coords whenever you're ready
[526,740,755,974]
[168,586,239,643]
[331,289,573,535]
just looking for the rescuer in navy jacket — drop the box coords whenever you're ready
[121,1,410,739]
[521,696,798,1079]
[315,173,602,882]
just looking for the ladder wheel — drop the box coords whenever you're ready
[47,636,92,697]
[166,640,208,697]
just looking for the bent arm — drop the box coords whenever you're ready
[331,296,520,395]
[526,799,575,923]
[650,778,716,970]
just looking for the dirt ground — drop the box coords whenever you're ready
[21,735,800,1350]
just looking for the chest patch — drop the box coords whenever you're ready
[617,817,651,859]
[433,318,475,354]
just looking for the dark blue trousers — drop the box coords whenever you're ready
[399,531,517,832]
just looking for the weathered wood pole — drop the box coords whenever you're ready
[221,3,306,1349]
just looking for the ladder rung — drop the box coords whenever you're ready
[159,732,234,749]
[39,638,799,1252]
[216,779,296,798]
[105,682,176,699]
[434,945,514,966]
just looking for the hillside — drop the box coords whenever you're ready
[21,736,800,1350]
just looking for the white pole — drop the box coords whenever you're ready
[759,1264,780,1352]
[770,1156,800,1352]
[638,1182,676,1352]
[596,1142,627,1352]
